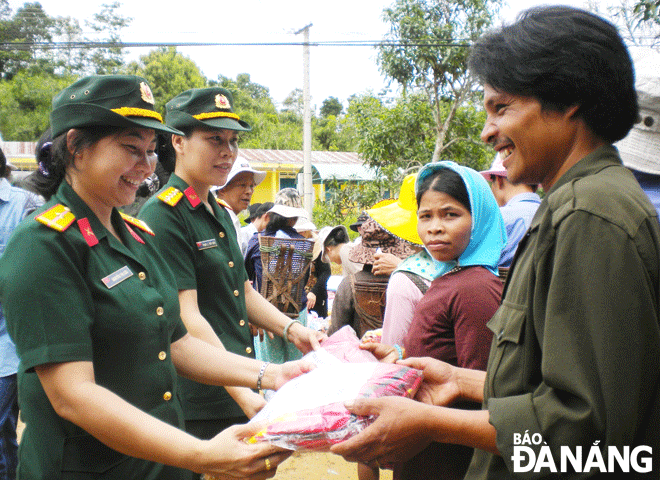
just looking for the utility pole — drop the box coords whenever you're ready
[295,23,313,218]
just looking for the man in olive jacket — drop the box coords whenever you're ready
[331,6,660,479]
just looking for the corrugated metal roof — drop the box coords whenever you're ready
[240,149,363,166]
[311,163,377,181]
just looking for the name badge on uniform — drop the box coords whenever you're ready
[102,266,134,289]
[196,239,218,250]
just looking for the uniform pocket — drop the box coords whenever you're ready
[61,434,128,474]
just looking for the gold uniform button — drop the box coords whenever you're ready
[233,290,239,297]
[163,391,172,401]
[239,319,246,327]
[138,272,146,280]
[156,307,164,316]
[219,232,225,238]
[228,261,234,268]
[245,347,253,354]
[158,351,167,361]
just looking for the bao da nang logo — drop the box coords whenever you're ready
[512,431,652,474]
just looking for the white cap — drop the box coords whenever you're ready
[267,203,308,219]
[217,157,267,190]
[615,47,660,175]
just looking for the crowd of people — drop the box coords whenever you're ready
[0,4,658,480]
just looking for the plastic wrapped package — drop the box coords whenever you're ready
[246,326,423,451]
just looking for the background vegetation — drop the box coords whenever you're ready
[0,0,657,225]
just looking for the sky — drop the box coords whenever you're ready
[8,0,593,109]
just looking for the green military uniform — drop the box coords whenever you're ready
[139,174,253,425]
[466,146,660,478]
[0,181,189,480]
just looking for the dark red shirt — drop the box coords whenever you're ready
[398,266,502,480]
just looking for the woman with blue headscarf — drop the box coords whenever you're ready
[358,161,506,480]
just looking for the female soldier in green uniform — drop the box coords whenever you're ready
[139,87,324,443]
[0,75,308,480]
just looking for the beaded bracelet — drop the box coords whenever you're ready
[257,362,271,391]
[393,344,405,361]
[283,319,302,344]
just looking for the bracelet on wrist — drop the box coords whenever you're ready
[257,361,271,391]
[393,344,405,361]
[283,319,302,343]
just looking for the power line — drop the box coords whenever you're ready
[0,40,473,49]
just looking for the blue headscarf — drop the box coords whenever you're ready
[413,160,506,279]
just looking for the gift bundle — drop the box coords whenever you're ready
[246,326,423,451]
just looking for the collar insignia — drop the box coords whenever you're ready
[77,218,99,247]
[184,186,201,208]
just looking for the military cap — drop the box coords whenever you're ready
[50,75,183,138]
[165,87,252,132]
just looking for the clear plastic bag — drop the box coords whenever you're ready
[246,326,423,451]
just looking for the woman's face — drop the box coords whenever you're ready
[69,127,157,216]
[173,127,239,188]
[417,188,472,263]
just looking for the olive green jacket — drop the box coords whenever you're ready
[467,146,660,479]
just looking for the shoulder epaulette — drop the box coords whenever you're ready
[216,198,231,210]
[157,187,183,207]
[120,212,155,236]
[35,204,75,232]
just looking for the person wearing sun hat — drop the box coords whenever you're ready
[354,173,430,346]
[616,46,660,217]
[329,217,421,338]
[244,188,317,371]
[0,76,308,479]
[213,158,266,254]
[138,87,323,468]
[479,152,540,267]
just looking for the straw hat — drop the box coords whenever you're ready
[366,173,422,245]
[348,218,420,265]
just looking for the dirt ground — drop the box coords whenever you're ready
[19,420,391,479]
[272,451,393,480]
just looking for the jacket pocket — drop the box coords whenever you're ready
[486,301,527,397]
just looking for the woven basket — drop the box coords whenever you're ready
[351,275,390,337]
[258,235,314,318]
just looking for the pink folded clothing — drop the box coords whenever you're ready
[246,326,423,451]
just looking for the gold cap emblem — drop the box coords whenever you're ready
[215,94,231,110]
[140,82,155,105]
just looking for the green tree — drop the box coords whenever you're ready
[635,0,660,22]
[378,0,501,162]
[587,0,660,47]
[282,88,304,117]
[122,47,207,114]
[215,73,305,150]
[346,91,491,173]
[0,71,75,139]
[320,96,343,118]
[84,2,131,75]
[0,2,55,80]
